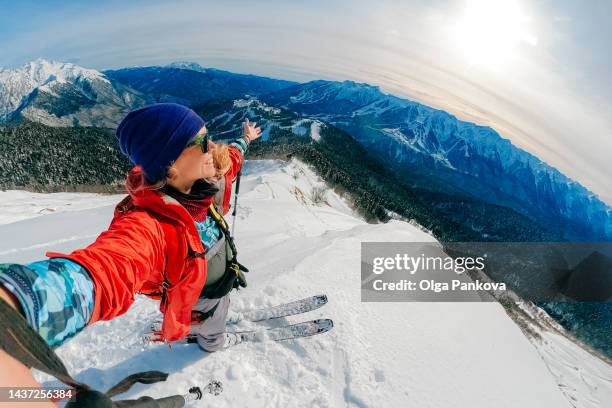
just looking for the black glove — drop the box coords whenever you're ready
[231,261,249,289]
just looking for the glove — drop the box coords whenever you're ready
[231,261,249,289]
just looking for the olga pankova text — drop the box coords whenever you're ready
[372,279,506,292]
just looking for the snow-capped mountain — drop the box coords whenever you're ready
[263,81,612,241]
[167,61,212,72]
[0,59,146,127]
[0,160,609,407]
[0,60,296,127]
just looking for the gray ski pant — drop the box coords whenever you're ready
[193,294,230,352]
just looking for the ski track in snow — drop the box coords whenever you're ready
[0,159,610,407]
[0,190,123,226]
[0,234,99,256]
[532,331,612,408]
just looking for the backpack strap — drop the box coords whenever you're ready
[208,204,238,258]
[198,204,249,299]
[115,195,135,215]
[0,296,87,389]
[156,219,186,309]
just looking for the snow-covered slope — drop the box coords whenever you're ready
[0,190,124,226]
[0,160,609,407]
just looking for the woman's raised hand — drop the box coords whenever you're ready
[243,118,262,142]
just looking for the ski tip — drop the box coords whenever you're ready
[317,294,328,303]
[313,318,334,332]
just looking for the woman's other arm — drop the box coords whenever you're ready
[227,119,262,180]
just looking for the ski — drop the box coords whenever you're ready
[188,318,334,348]
[148,294,328,334]
[231,294,328,323]
[143,318,334,346]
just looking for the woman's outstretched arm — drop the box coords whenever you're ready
[46,209,166,324]
[227,118,262,181]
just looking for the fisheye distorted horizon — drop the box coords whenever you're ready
[1,0,610,203]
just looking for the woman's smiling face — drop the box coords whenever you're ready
[167,127,216,191]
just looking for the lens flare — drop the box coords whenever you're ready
[449,0,537,71]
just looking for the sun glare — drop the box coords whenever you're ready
[449,0,537,71]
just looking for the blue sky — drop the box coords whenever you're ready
[1,0,611,203]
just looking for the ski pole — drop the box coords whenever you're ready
[231,169,242,236]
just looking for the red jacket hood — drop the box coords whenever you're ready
[124,166,205,254]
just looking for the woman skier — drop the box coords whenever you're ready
[0,103,261,394]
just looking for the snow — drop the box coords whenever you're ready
[511,300,612,408]
[288,81,382,107]
[290,119,310,137]
[430,152,456,169]
[535,332,612,408]
[353,96,408,116]
[233,98,281,115]
[310,121,322,142]
[0,190,123,226]
[0,159,609,407]
[380,127,408,144]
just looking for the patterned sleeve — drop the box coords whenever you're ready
[226,137,250,182]
[0,259,95,346]
[229,136,249,157]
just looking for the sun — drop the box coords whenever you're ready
[449,0,537,71]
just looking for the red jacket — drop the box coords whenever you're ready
[46,146,244,342]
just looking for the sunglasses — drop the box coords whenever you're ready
[188,132,211,153]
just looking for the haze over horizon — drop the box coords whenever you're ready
[1,0,610,204]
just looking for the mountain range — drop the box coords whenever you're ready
[262,80,612,240]
[0,59,610,241]
[0,59,294,127]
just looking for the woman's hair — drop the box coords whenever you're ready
[212,144,232,179]
[125,166,170,196]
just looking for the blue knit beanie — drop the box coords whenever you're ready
[116,103,205,182]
